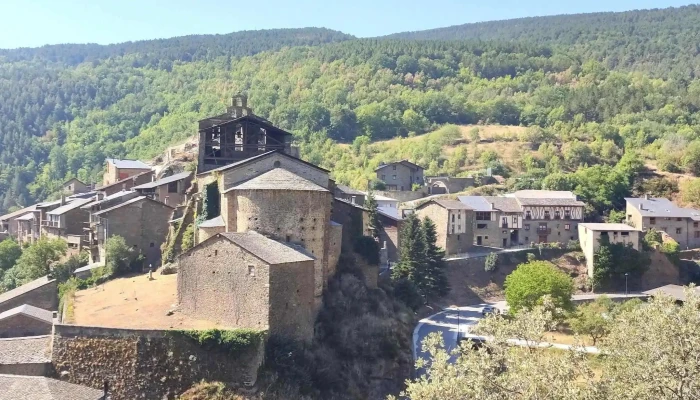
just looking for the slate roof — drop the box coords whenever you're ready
[336,185,364,196]
[217,231,315,265]
[511,190,577,199]
[47,198,95,216]
[484,196,523,213]
[643,284,700,302]
[0,304,53,324]
[198,150,329,176]
[0,374,103,400]
[62,177,86,186]
[73,262,105,275]
[15,212,37,221]
[198,215,225,228]
[80,190,138,209]
[579,223,639,232]
[96,170,154,192]
[515,197,586,207]
[375,160,424,172]
[230,168,329,192]
[132,171,192,190]
[334,197,369,211]
[0,276,55,309]
[92,196,173,217]
[458,196,493,212]
[0,335,52,365]
[419,199,473,210]
[106,158,150,170]
[0,205,38,222]
[625,197,700,219]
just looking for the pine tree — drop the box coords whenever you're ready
[392,213,426,287]
[421,217,450,299]
[364,191,382,239]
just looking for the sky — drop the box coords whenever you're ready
[0,0,695,49]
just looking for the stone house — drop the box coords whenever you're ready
[41,197,94,253]
[426,176,475,195]
[334,185,366,206]
[0,305,53,338]
[62,178,90,195]
[377,210,402,264]
[0,204,38,239]
[178,231,316,341]
[133,171,193,207]
[96,170,154,197]
[459,196,524,248]
[330,198,371,251]
[86,196,174,266]
[414,199,475,256]
[578,223,641,278]
[0,276,57,314]
[625,196,700,249]
[103,158,151,186]
[375,160,425,191]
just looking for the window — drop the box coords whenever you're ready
[524,224,530,231]
[477,223,487,229]
[525,211,532,220]
[677,217,683,222]
[554,210,561,219]
[248,265,255,277]
[694,222,699,228]
[476,212,490,221]
[649,217,656,225]
[392,165,396,170]
[167,181,179,193]
[695,231,700,238]
[458,213,461,219]
[564,224,571,231]
[525,236,529,242]
[564,209,571,219]
[457,235,460,240]
[286,235,291,242]
[381,174,385,180]
[676,228,682,234]
[451,224,455,234]
[452,214,455,223]
[392,175,397,180]
[621,232,629,236]
[234,128,244,151]
[544,210,551,220]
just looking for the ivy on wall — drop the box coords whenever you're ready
[168,329,266,356]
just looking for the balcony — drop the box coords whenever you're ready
[537,228,552,234]
[41,220,62,228]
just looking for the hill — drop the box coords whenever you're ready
[385,5,700,78]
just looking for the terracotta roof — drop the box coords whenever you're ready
[218,231,315,265]
[0,374,103,400]
[0,276,55,309]
[0,304,53,324]
[106,158,150,170]
[132,171,191,190]
[229,168,328,192]
[0,335,51,365]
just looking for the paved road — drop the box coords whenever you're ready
[412,293,644,376]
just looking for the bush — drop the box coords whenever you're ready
[171,329,265,356]
[181,223,195,252]
[353,236,380,266]
[392,278,423,311]
[484,252,499,272]
[372,180,386,190]
[105,235,134,276]
[643,229,663,250]
[504,261,574,314]
[661,240,681,264]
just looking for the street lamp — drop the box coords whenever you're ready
[624,273,629,296]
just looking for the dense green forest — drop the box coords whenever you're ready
[1,6,700,216]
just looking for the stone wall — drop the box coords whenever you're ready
[0,362,51,376]
[52,324,264,400]
[0,314,52,338]
[220,152,330,191]
[374,190,427,203]
[0,278,57,314]
[178,236,270,331]
[331,199,370,251]
[268,261,315,341]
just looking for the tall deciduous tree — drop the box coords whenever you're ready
[504,260,574,314]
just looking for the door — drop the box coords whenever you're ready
[502,238,508,248]
[477,236,483,245]
[538,235,547,243]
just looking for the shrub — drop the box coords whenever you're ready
[353,236,380,266]
[484,252,499,272]
[181,223,195,252]
[105,235,134,276]
[171,329,266,356]
[372,180,386,190]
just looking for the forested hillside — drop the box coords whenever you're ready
[2,6,700,217]
[387,5,700,78]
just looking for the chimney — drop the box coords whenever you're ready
[491,202,495,210]
[60,194,66,206]
[152,174,156,182]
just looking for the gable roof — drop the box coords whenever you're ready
[197,150,329,176]
[515,197,586,207]
[336,185,365,196]
[0,304,53,324]
[92,196,173,217]
[132,171,192,190]
[418,199,473,211]
[227,168,329,193]
[81,190,138,209]
[96,170,154,192]
[106,158,151,170]
[625,197,700,219]
[200,113,292,135]
[47,197,95,216]
[0,204,38,222]
[15,212,37,221]
[579,223,639,232]
[190,231,315,265]
[62,178,86,186]
[334,197,369,211]
[375,160,424,172]
[458,196,493,212]
[0,374,103,400]
[0,276,55,308]
[198,215,225,228]
[0,335,52,365]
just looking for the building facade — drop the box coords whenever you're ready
[133,171,193,206]
[103,159,151,186]
[0,305,53,338]
[578,223,641,277]
[625,196,700,249]
[414,199,474,255]
[375,160,424,191]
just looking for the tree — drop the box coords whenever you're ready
[504,260,574,314]
[484,252,499,272]
[364,191,382,239]
[568,296,614,345]
[105,235,133,276]
[0,239,21,274]
[420,217,449,300]
[593,240,650,290]
[468,127,480,142]
[392,213,427,303]
[680,178,700,208]
[12,237,67,286]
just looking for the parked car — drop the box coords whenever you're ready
[480,305,499,316]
